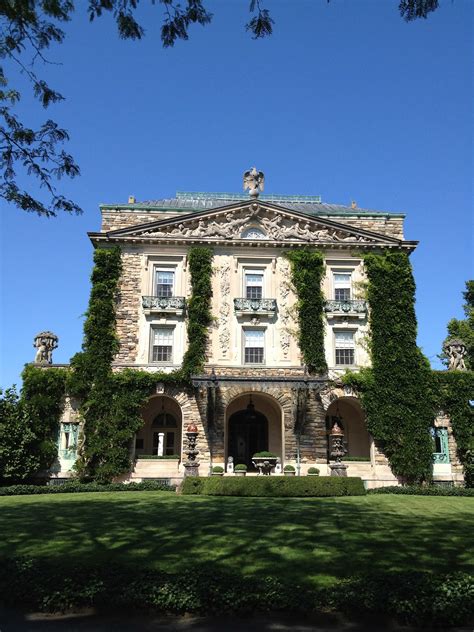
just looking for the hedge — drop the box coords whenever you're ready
[0,480,175,496]
[181,476,366,497]
[368,485,474,497]
[0,558,472,627]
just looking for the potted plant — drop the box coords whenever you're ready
[252,451,278,475]
[212,465,224,476]
[234,464,247,477]
[307,467,320,476]
[284,464,296,476]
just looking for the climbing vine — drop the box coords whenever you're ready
[286,249,327,374]
[344,250,436,484]
[434,371,474,487]
[69,245,213,482]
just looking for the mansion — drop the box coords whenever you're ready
[52,181,463,487]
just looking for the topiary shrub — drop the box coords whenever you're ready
[284,464,295,472]
[234,464,247,471]
[252,451,277,458]
[307,467,320,475]
[212,465,224,474]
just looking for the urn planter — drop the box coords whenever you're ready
[252,456,278,475]
[284,470,296,476]
[234,470,246,477]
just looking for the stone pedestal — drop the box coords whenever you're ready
[184,463,200,477]
[329,462,348,477]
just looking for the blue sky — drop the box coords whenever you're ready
[1,0,472,388]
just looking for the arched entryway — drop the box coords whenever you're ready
[137,395,182,457]
[226,392,283,469]
[326,397,370,460]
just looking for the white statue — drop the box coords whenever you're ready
[33,331,58,364]
[444,338,467,371]
[243,167,265,198]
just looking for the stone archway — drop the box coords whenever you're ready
[137,395,183,457]
[225,391,284,467]
[326,397,370,460]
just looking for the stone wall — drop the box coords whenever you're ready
[115,248,142,363]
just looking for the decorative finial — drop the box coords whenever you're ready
[33,331,58,364]
[243,167,265,198]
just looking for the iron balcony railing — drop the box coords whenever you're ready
[323,299,368,315]
[142,296,186,311]
[234,298,277,313]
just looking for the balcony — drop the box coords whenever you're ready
[234,297,277,317]
[323,299,368,319]
[142,296,186,316]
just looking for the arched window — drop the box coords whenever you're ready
[241,227,267,240]
[152,413,177,428]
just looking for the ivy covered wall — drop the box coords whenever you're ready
[286,249,327,375]
[344,251,437,484]
[69,245,214,482]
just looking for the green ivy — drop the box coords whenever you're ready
[180,246,213,379]
[344,251,436,484]
[286,249,327,374]
[434,371,474,487]
[68,245,213,483]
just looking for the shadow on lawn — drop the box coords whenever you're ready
[0,494,473,586]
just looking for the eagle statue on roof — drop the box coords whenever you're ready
[243,167,265,198]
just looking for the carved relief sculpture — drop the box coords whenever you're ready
[218,260,231,358]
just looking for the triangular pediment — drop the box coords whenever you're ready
[103,200,403,245]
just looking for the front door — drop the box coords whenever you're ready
[228,410,268,469]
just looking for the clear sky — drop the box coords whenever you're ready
[1,0,472,388]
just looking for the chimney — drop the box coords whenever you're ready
[128,195,136,204]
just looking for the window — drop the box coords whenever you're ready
[334,272,351,301]
[431,427,450,464]
[155,270,174,297]
[245,271,264,299]
[151,327,173,362]
[335,330,355,365]
[244,329,265,364]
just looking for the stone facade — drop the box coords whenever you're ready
[53,191,461,486]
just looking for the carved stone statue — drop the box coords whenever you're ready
[33,331,58,364]
[243,167,265,198]
[444,338,467,371]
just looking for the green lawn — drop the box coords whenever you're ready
[1,492,473,587]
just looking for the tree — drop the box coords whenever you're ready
[0,387,40,483]
[441,281,474,370]
[1,0,445,217]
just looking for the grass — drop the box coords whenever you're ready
[0,492,473,588]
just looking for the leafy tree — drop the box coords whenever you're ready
[442,281,474,370]
[1,0,446,217]
[0,386,40,483]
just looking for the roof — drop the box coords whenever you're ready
[100,191,405,218]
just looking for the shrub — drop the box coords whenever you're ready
[252,451,277,458]
[181,476,365,497]
[342,456,371,462]
[1,558,472,626]
[307,467,320,475]
[368,485,474,497]
[212,465,224,473]
[0,480,175,496]
[284,464,295,472]
[234,464,247,471]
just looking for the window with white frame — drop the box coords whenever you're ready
[151,327,174,363]
[244,271,264,299]
[244,329,265,364]
[333,272,352,301]
[334,330,355,365]
[155,270,174,297]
